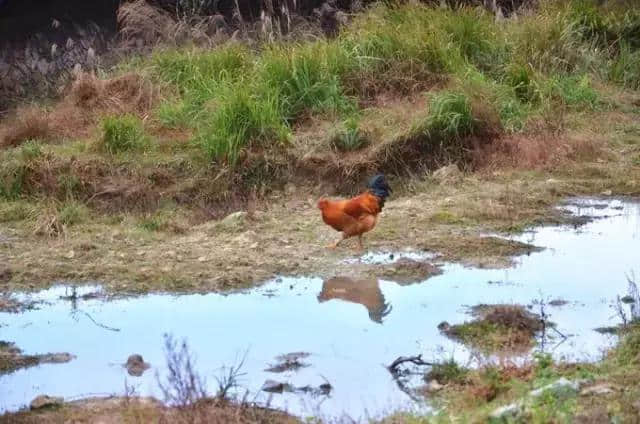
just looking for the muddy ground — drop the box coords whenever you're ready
[3,156,638,297]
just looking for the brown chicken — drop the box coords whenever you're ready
[317,174,392,250]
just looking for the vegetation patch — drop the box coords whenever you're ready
[0,341,73,375]
[440,304,544,352]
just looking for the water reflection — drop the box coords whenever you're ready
[317,277,392,324]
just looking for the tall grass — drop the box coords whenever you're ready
[142,0,640,165]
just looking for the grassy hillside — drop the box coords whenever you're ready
[1,1,639,216]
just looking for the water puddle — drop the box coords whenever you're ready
[0,198,639,420]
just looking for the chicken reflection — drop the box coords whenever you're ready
[317,277,392,323]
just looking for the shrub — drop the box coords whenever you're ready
[100,115,147,154]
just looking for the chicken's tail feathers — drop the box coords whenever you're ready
[367,174,392,206]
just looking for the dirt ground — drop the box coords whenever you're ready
[0,158,638,296]
[0,396,298,424]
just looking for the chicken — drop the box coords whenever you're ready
[317,174,392,250]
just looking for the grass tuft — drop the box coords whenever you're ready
[99,115,148,154]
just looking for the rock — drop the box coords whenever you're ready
[40,352,74,364]
[218,211,247,231]
[489,402,522,422]
[0,268,12,283]
[529,378,579,399]
[581,383,616,396]
[425,380,444,392]
[261,379,292,393]
[601,190,612,196]
[284,183,296,195]
[546,178,559,184]
[432,164,462,184]
[65,250,75,259]
[437,321,450,331]
[125,354,150,377]
[30,395,63,410]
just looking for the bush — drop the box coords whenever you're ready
[100,115,147,154]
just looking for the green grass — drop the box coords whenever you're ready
[57,201,89,227]
[130,0,639,167]
[329,117,368,151]
[99,115,147,154]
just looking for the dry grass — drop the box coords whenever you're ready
[0,396,296,424]
[0,107,52,148]
[474,132,604,170]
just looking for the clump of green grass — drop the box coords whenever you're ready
[425,91,474,139]
[609,43,640,90]
[428,358,469,385]
[441,305,543,352]
[548,74,600,109]
[0,201,33,223]
[57,201,89,227]
[329,117,368,152]
[99,115,147,154]
[19,140,44,162]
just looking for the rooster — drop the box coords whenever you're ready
[317,174,392,250]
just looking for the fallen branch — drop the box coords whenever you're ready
[74,310,121,332]
[387,354,434,373]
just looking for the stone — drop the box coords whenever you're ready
[218,211,247,231]
[432,164,462,184]
[580,383,616,396]
[489,402,522,422]
[40,353,74,364]
[284,183,296,195]
[30,395,63,410]
[529,378,579,399]
[261,379,292,393]
[425,380,443,392]
[125,354,150,377]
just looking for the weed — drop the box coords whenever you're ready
[57,202,89,227]
[428,358,469,385]
[18,140,43,162]
[99,115,147,154]
[425,91,474,139]
[546,75,600,109]
[0,201,33,223]
[157,334,208,408]
[609,43,640,90]
[329,117,368,151]
[138,216,163,232]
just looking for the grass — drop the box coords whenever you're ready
[99,115,147,154]
[441,305,544,353]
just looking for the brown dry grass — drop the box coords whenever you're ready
[0,397,297,424]
[473,132,604,171]
[0,72,156,149]
[0,107,51,148]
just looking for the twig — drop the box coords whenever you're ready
[74,310,121,332]
[387,354,434,373]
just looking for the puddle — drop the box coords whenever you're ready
[0,198,639,420]
[344,250,435,265]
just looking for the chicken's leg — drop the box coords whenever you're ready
[356,235,365,251]
[326,233,346,249]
